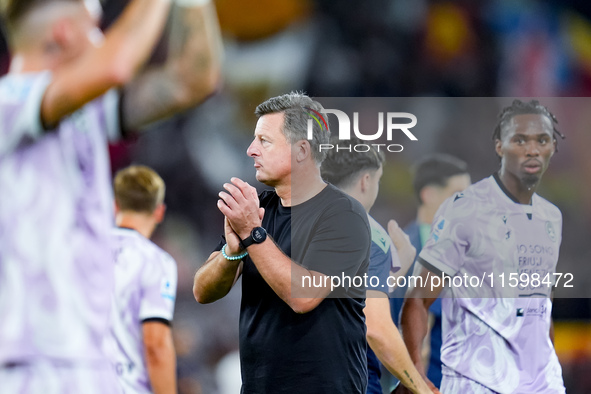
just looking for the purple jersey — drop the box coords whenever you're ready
[0,72,121,365]
[107,228,177,393]
[418,175,565,393]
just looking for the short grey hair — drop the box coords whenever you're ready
[255,91,330,164]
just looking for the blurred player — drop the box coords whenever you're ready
[388,154,470,392]
[0,0,221,392]
[400,100,566,393]
[193,92,371,393]
[109,165,177,394]
[321,137,434,394]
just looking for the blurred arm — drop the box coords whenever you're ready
[121,0,223,130]
[42,0,172,127]
[143,321,176,394]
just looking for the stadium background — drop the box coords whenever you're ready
[2,0,591,392]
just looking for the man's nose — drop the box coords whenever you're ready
[525,140,540,156]
[247,140,258,157]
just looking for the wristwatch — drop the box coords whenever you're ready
[239,227,267,249]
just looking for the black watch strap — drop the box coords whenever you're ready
[239,227,267,249]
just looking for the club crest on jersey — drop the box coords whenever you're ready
[160,278,175,301]
[545,221,556,242]
[432,218,446,242]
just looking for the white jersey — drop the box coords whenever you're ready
[418,174,565,393]
[108,228,177,394]
[0,71,120,366]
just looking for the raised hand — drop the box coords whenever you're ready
[388,219,416,268]
[218,177,264,240]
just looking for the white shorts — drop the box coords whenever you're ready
[0,361,122,394]
[441,365,497,394]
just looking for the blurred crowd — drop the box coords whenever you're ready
[2,0,591,393]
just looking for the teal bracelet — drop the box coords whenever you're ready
[221,244,248,261]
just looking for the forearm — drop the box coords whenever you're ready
[400,297,431,371]
[193,252,241,304]
[169,1,223,90]
[146,343,176,394]
[368,324,430,393]
[122,1,222,129]
[247,239,328,314]
[103,0,172,78]
[365,296,430,393]
[144,329,176,394]
[42,0,171,126]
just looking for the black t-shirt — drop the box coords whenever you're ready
[237,184,370,394]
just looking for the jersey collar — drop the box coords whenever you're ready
[491,173,535,219]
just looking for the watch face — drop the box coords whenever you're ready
[252,227,266,243]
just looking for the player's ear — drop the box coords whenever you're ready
[50,18,77,53]
[360,172,370,193]
[154,203,166,224]
[495,139,503,159]
[420,186,435,206]
[295,140,310,163]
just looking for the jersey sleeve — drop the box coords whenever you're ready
[389,244,402,274]
[0,72,52,156]
[139,252,178,324]
[300,209,370,288]
[546,202,563,286]
[368,241,391,294]
[417,196,472,277]
[369,217,401,274]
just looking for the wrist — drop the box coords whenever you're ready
[239,227,267,249]
[221,244,248,261]
[237,223,261,241]
[238,230,252,241]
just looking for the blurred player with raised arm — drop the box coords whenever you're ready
[0,0,221,392]
[109,165,177,394]
[400,100,566,394]
[321,137,435,394]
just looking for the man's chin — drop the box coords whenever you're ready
[521,173,540,190]
[255,174,273,186]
